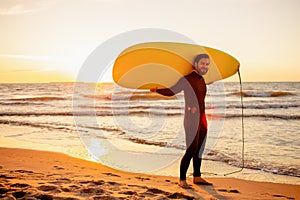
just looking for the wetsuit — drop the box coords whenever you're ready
[156,70,207,180]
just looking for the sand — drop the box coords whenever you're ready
[0,147,299,200]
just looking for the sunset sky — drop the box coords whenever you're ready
[0,0,299,83]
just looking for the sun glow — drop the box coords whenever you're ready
[0,54,75,83]
[0,0,299,83]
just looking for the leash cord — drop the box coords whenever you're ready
[223,68,245,176]
[202,68,245,176]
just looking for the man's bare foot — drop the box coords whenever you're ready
[178,180,192,189]
[193,177,213,185]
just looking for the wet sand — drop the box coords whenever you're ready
[0,147,299,200]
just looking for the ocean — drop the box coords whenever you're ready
[0,82,299,184]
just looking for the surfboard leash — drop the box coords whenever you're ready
[202,68,245,177]
[223,68,245,176]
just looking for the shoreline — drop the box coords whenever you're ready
[0,147,299,200]
[1,133,299,186]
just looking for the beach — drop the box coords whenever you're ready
[1,147,299,200]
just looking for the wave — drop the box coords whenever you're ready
[227,104,300,109]
[86,124,300,177]
[0,112,83,117]
[1,118,298,178]
[0,119,74,132]
[225,114,300,120]
[8,96,67,101]
[81,94,111,101]
[1,111,299,119]
[124,136,185,150]
[82,93,177,101]
[0,111,182,117]
[230,91,295,97]
[0,102,46,106]
[99,132,300,177]
[205,150,300,177]
[79,105,182,111]
[76,103,300,111]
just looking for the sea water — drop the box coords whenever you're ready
[0,82,299,184]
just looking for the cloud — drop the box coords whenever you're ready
[0,0,55,15]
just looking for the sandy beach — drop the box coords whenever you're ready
[0,148,299,200]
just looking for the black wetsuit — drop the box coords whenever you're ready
[156,70,207,180]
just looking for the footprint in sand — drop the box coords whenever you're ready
[11,183,31,188]
[12,191,27,199]
[91,180,105,186]
[102,172,120,177]
[0,185,9,195]
[135,176,150,181]
[141,187,194,199]
[61,187,71,192]
[69,185,80,189]
[14,169,34,174]
[127,184,148,189]
[53,165,64,170]
[0,174,15,179]
[273,194,295,199]
[56,178,70,181]
[167,192,194,199]
[91,195,119,200]
[80,187,107,196]
[37,185,60,192]
[79,180,90,184]
[49,178,71,185]
[147,188,170,195]
[138,188,169,198]
[34,194,54,200]
[118,190,137,195]
[1,184,31,199]
[218,189,240,193]
[107,181,122,186]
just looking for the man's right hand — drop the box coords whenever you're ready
[150,87,157,92]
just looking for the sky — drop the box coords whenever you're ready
[0,0,299,83]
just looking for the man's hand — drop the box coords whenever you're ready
[150,87,157,92]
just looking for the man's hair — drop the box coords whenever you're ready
[193,54,209,67]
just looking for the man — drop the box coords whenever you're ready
[150,54,212,188]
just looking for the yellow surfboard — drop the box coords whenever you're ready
[113,42,240,89]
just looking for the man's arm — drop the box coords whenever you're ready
[150,77,183,96]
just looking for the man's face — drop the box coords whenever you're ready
[195,58,210,75]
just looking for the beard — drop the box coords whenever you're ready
[198,68,208,75]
